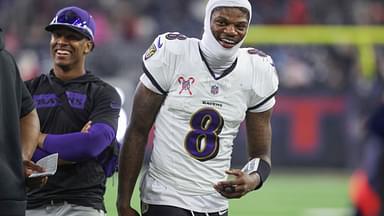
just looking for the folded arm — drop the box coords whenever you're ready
[33,123,115,162]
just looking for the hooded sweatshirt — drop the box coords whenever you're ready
[200,0,252,74]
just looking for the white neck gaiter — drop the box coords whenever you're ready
[200,0,252,75]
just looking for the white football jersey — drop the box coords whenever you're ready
[140,32,278,198]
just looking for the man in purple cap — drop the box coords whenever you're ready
[24,6,121,216]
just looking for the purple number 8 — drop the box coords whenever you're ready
[185,108,223,161]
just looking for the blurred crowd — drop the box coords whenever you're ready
[0,0,383,85]
[1,0,384,81]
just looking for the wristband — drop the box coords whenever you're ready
[241,158,271,190]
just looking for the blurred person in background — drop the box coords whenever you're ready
[117,0,278,215]
[23,6,121,216]
[0,27,46,216]
[350,101,384,216]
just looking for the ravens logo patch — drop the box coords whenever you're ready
[144,43,157,60]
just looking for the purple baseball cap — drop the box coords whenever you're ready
[45,6,95,41]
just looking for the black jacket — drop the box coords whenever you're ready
[25,71,121,212]
[0,28,35,215]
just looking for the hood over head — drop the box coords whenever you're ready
[200,0,252,61]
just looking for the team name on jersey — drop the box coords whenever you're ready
[33,92,86,109]
[202,100,223,108]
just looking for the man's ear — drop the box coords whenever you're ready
[84,41,94,54]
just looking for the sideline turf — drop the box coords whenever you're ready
[104,170,351,216]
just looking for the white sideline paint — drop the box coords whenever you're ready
[302,208,353,216]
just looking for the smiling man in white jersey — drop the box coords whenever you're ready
[117,0,278,215]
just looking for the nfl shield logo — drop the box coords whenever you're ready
[211,85,219,95]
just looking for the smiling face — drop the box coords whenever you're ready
[210,7,249,49]
[50,27,93,72]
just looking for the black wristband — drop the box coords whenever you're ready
[256,159,271,183]
[241,158,271,190]
[254,159,271,190]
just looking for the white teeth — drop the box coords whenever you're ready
[221,38,235,44]
[56,50,70,55]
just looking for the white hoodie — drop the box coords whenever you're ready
[200,0,252,74]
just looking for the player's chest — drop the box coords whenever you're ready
[164,66,252,123]
[31,83,94,119]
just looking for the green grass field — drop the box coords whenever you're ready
[104,170,352,216]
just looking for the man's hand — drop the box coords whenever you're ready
[81,121,92,133]
[214,169,260,199]
[23,160,48,191]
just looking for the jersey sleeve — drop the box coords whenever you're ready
[89,84,121,132]
[141,32,184,94]
[139,73,162,94]
[9,53,35,118]
[248,53,279,113]
[20,81,35,117]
